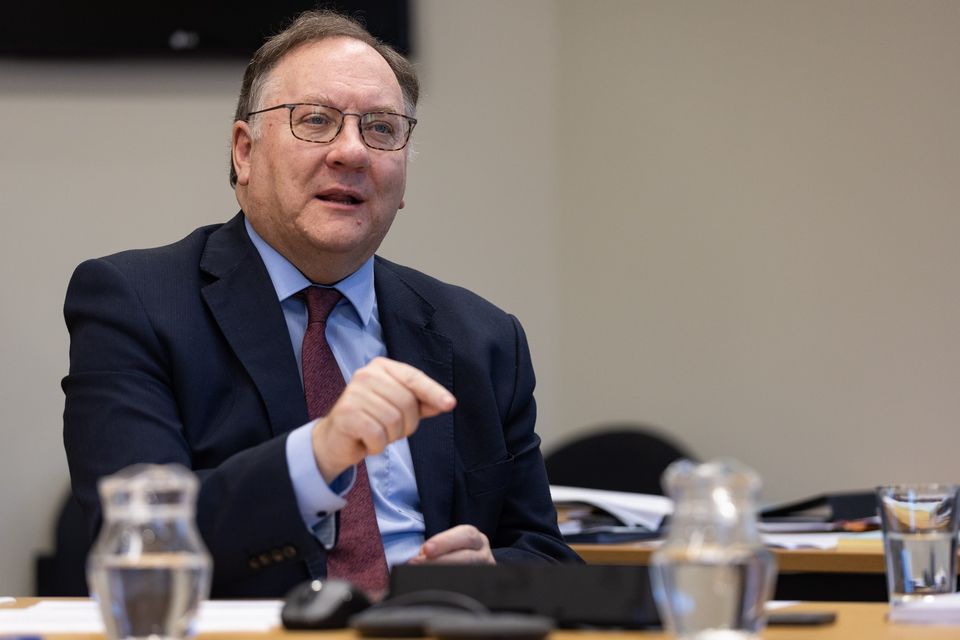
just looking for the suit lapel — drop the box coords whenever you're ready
[374,258,455,536]
[197,233,455,529]
[199,214,308,436]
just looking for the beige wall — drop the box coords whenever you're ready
[553,0,960,501]
[0,0,957,595]
[0,62,244,596]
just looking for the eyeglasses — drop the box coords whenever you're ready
[245,103,417,151]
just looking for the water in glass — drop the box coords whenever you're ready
[654,552,772,639]
[885,531,958,604]
[89,554,208,640]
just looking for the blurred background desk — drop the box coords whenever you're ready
[5,600,960,640]
[572,541,886,573]
[571,541,889,601]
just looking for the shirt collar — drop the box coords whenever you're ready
[244,217,376,327]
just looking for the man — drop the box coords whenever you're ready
[63,10,578,599]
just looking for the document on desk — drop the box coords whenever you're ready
[551,485,673,532]
[761,532,841,549]
[0,599,283,633]
[762,530,881,550]
[888,592,960,624]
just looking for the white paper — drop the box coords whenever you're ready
[758,520,838,533]
[551,485,673,531]
[0,599,283,634]
[761,532,840,550]
[766,601,802,611]
[888,593,960,625]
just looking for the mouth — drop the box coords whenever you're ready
[315,188,365,206]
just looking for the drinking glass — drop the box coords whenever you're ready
[877,483,960,605]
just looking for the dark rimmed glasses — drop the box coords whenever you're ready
[245,103,417,151]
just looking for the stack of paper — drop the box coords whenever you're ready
[888,593,960,625]
[550,485,673,534]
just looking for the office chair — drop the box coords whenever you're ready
[543,424,694,495]
[34,491,90,596]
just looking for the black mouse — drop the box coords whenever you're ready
[281,578,372,629]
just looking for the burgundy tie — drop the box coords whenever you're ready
[300,286,389,596]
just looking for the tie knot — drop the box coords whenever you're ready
[300,286,343,325]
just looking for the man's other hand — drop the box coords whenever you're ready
[310,357,456,482]
[407,525,496,565]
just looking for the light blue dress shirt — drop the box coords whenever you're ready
[244,219,426,569]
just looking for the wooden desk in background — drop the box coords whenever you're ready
[571,541,887,574]
[5,600,960,640]
[571,538,891,601]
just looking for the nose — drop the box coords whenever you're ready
[324,114,370,170]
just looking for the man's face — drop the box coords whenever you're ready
[233,37,408,282]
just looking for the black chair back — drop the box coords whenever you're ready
[35,492,90,596]
[544,425,694,495]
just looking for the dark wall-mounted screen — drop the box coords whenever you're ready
[0,1,411,58]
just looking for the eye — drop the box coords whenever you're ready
[301,111,335,127]
[362,118,397,136]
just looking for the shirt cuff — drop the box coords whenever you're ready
[286,421,356,537]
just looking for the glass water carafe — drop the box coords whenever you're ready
[650,459,776,640]
[87,464,212,640]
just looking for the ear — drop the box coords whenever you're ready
[232,120,254,186]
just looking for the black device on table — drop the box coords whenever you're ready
[281,578,372,629]
[281,564,836,633]
[282,564,660,631]
[281,575,554,639]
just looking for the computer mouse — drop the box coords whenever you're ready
[281,578,372,629]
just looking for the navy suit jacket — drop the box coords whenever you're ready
[63,213,578,597]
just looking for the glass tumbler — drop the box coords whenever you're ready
[877,483,960,605]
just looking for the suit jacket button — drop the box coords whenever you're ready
[258,553,271,566]
[283,545,298,559]
[248,558,260,570]
[271,548,284,563]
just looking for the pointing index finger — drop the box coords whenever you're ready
[379,358,456,417]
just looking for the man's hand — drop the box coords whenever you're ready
[310,357,456,482]
[407,525,496,565]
